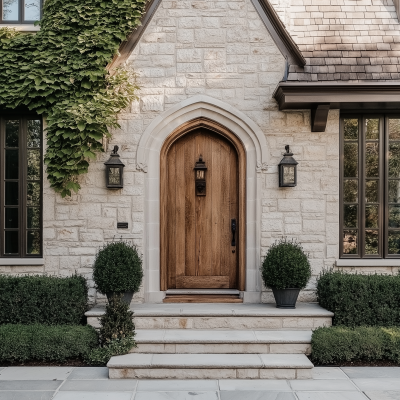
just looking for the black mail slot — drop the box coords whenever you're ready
[117,222,128,229]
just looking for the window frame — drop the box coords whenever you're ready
[340,113,400,259]
[0,113,43,258]
[0,0,43,24]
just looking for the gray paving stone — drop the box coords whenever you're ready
[0,392,54,400]
[0,380,62,390]
[289,380,357,391]
[296,392,368,400]
[220,392,296,400]
[137,379,218,391]
[67,367,109,380]
[53,392,132,400]
[341,367,400,379]
[365,391,400,400]
[219,380,291,391]
[312,368,349,380]
[60,380,137,391]
[0,367,73,380]
[134,392,219,400]
[352,379,400,391]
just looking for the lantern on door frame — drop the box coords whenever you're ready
[194,155,207,196]
[104,145,125,189]
[279,145,298,187]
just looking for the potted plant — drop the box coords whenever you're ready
[261,238,311,309]
[93,241,143,304]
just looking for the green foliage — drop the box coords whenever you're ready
[0,324,98,363]
[261,238,311,289]
[317,270,400,327]
[311,326,400,365]
[93,241,143,294]
[0,274,88,325]
[86,295,136,365]
[85,337,136,366]
[0,0,146,197]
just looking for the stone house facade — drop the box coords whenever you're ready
[1,0,400,305]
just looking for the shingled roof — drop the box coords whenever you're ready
[284,0,400,82]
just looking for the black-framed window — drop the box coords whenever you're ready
[0,115,42,258]
[1,0,42,24]
[341,114,400,258]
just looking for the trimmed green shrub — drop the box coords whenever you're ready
[86,295,136,366]
[93,241,143,294]
[261,238,311,289]
[317,270,400,326]
[0,324,98,363]
[0,274,88,325]
[311,326,400,364]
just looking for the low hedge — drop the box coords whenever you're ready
[0,324,98,363]
[311,326,400,365]
[0,274,88,325]
[317,270,400,326]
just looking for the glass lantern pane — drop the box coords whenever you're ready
[109,167,121,185]
[283,166,295,184]
[3,0,19,20]
[24,0,40,21]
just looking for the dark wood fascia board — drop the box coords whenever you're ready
[108,0,162,71]
[274,82,400,111]
[250,0,306,67]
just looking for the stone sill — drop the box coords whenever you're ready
[336,259,400,267]
[0,258,44,266]
[1,24,40,32]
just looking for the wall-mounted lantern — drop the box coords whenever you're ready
[104,145,125,189]
[194,155,207,196]
[279,145,298,187]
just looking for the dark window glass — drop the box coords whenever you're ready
[1,116,42,257]
[5,208,18,228]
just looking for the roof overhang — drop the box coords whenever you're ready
[274,82,400,131]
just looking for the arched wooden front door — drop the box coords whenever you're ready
[160,119,246,292]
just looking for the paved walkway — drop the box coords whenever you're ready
[0,366,399,399]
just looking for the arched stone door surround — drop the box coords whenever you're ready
[136,95,268,303]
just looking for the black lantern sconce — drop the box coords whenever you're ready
[104,145,125,189]
[194,155,207,196]
[279,145,298,187]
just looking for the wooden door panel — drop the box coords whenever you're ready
[165,128,239,289]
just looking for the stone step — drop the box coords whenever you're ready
[166,289,241,295]
[86,303,333,330]
[132,329,312,354]
[107,353,314,379]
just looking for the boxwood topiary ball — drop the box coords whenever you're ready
[93,241,143,294]
[261,238,311,290]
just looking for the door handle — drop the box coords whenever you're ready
[231,219,237,247]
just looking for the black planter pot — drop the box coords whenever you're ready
[106,291,134,305]
[271,287,300,309]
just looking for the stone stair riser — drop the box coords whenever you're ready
[131,343,311,354]
[108,367,312,380]
[133,317,332,330]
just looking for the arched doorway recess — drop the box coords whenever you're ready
[160,118,246,292]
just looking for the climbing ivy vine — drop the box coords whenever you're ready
[0,0,147,197]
